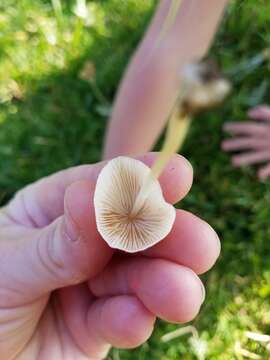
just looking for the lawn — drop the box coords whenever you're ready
[1,0,270,359]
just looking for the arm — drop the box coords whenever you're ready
[103,0,229,159]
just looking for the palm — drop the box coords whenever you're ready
[0,221,96,360]
[13,290,94,360]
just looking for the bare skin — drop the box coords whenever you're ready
[0,153,220,359]
[222,105,270,180]
[103,0,228,159]
[0,2,227,358]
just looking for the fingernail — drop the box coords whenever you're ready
[186,268,206,305]
[214,230,221,258]
[200,281,206,304]
[63,209,80,242]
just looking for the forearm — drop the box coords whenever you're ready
[103,0,228,159]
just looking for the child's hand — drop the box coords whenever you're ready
[0,153,220,360]
[222,106,270,180]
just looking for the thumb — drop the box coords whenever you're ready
[1,180,113,303]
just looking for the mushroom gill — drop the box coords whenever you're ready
[94,156,176,253]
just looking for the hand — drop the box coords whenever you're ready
[0,153,220,360]
[222,105,270,180]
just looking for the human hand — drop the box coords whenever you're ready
[0,153,220,360]
[222,105,270,180]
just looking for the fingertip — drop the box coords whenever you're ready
[177,269,206,323]
[99,296,155,348]
[64,180,97,240]
[223,122,231,132]
[175,268,205,323]
[161,265,205,323]
[189,218,221,275]
[248,105,270,119]
[221,140,229,151]
[139,152,193,204]
[129,259,205,324]
[64,180,95,225]
[63,180,113,278]
[159,154,193,203]
[145,210,221,275]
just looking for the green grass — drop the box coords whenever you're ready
[1,0,270,359]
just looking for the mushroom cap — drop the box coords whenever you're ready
[185,78,231,112]
[94,156,176,253]
[181,61,231,113]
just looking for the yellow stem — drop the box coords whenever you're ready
[152,111,191,178]
[130,109,191,217]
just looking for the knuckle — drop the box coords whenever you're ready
[37,220,88,285]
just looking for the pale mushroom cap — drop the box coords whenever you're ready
[188,79,231,110]
[94,156,176,253]
[181,62,231,113]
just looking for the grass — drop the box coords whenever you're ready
[1,0,270,358]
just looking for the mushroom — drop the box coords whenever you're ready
[94,60,230,253]
[181,61,231,114]
[94,156,176,253]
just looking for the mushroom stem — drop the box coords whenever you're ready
[151,111,191,179]
[130,61,231,217]
[130,101,190,217]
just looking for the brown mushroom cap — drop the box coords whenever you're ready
[94,156,176,253]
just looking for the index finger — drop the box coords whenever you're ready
[7,153,193,227]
